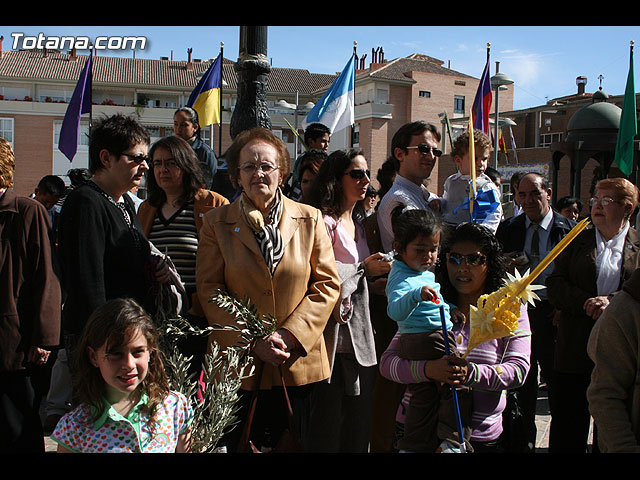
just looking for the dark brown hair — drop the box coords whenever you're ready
[73,298,170,434]
[146,135,206,207]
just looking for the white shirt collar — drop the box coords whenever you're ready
[394,173,425,190]
[525,207,554,231]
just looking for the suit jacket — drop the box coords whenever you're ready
[547,225,640,374]
[138,189,228,316]
[0,190,61,372]
[495,209,575,255]
[196,195,340,390]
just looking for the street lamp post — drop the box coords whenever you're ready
[230,26,271,140]
[490,61,513,168]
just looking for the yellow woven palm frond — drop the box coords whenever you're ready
[464,217,590,357]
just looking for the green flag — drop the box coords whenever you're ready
[615,44,637,177]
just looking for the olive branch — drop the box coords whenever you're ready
[154,285,276,453]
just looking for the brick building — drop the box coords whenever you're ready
[0,42,513,197]
[450,75,639,214]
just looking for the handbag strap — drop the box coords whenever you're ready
[278,365,296,429]
[236,363,297,452]
[237,362,264,452]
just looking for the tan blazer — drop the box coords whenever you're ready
[137,188,229,237]
[137,188,228,316]
[196,195,340,390]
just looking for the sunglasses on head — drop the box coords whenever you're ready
[447,252,487,266]
[406,144,443,157]
[346,169,370,180]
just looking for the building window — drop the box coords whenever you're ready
[419,91,431,98]
[54,121,90,148]
[0,118,14,147]
[376,87,389,103]
[540,132,562,147]
[454,95,465,114]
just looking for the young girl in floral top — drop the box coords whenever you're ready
[52,298,192,453]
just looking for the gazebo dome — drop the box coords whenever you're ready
[566,97,621,141]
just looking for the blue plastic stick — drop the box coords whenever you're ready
[440,304,466,452]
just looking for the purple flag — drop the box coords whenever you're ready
[59,55,92,161]
[471,54,492,134]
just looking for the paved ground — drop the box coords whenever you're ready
[534,385,551,452]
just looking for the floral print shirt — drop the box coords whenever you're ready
[52,391,193,453]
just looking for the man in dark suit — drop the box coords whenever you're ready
[496,172,575,452]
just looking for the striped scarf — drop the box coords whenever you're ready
[240,189,284,275]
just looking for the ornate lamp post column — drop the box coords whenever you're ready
[230,26,272,139]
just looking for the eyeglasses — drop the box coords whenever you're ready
[589,196,620,208]
[152,159,179,170]
[346,169,370,180]
[406,144,443,157]
[239,163,281,175]
[121,152,150,164]
[447,252,487,266]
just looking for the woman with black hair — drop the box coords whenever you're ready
[173,107,218,189]
[306,148,391,452]
[138,135,228,373]
[554,196,583,222]
[58,114,170,364]
[380,222,531,452]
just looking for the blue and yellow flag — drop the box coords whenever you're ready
[187,55,222,127]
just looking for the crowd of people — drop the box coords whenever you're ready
[2,110,640,454]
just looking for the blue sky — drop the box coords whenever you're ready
[3,25,640,110]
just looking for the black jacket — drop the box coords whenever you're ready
[58,182,151,336]
[495,210,576,255]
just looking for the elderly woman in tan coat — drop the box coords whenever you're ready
[196,127,340,452]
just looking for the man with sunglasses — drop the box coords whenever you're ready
[377,121,442,253]
[495,172,575,452]
[369,121,442,452]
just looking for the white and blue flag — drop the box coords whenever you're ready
[302,55,355,134]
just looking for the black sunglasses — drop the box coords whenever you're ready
[406,144,443,157]
[121,152,150,164]
[346,169,370,180]
[447,252,487,266]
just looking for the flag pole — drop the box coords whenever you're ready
[351,41,357,148]
[469,111,476,222]
[440,305,466,452]
[218,42,224,158]
[88,45,93,139]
